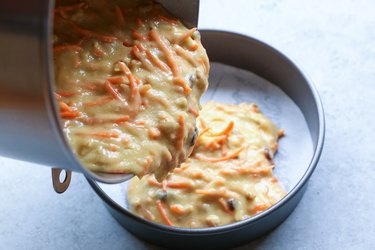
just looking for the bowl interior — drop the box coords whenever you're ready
[97,61,314,217]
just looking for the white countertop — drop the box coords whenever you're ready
[1,0,375,249]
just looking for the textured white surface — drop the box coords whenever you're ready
[1,0,375,249]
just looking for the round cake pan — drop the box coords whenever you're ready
[87,30,325,249]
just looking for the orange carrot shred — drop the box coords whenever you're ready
[176,115,185,150]
[140,156,153,176]
[173,77,192,94]
[188,106,199,117]
[53,45,83,53]
[174,45,198,67]
[114,116,130,124]
[107,77,125,85]
[84,96,113,107]
[167,181,192,189]
[104,80,128,107]
[132,46,153,71]
[59,101,71,112]
[174,28,197,44]
[132,30,148,41]
[145,50,170,72]
[195,147,245,162]
[60,111,80,119]
[156,200,173,226]
[56,91,75,97]
[211,121,234,136]
[218,198,234,214]
[148,178,162,187]
[71,22,117,43]
[150,29,179,77]
[169,204,186,215]
[79,132,119,138]
[187,41,199,51]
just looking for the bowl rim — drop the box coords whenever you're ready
[86,29,325,234]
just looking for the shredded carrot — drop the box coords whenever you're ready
[271,142,278,151]
[132,46,153,71]
[114,116,130,124]
[250,204,270,214]
[187,41,199,51]
[169,204,186,215]
[175,115,185,150]
[132,30,148,41]
[139,84,152,95]
[82,132,120,138]
[206,135,227,149]
[54,93,62,99]
[104,80,128,107]
[60,111,80,119]
[56,91,75,97]
[195,147,245,162]
[167,181,192,189]
[173,77,192,94]
[59,101,71,112]
[145,50,169,72]
[84,96,113,107]
[238,166,273,175]
[140,206,156,221]
[188,106,199,117]
[72,23,117,43]
[134,43,146,53]
[196,127,210,144]
[107,77,125,85]
[219,168,237,176]
[117,62,138,97]
[150,29,179,77]
[174,45,198,67]
[198,118,207,130]
[122,138,129,144]
[114,5,125,27]
[270,177,278,183]
[53,45,83,53]
[140,156,153,176]
[93,44,106,57]
[174,28,197,44]
[211,121,234,136]
[218,198,234,214]
[110,145,119,151]
[148,127,161,139]
[134,120,145,126]
[147,178,162,187]
[278,129,285,138]
[156,200,174,226]
[122,40,133,47]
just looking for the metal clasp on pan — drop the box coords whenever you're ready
[52,168,72,193]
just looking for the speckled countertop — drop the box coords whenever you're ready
[1,0,374,249]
